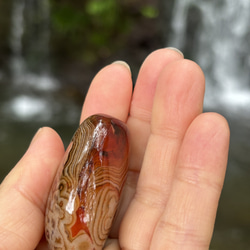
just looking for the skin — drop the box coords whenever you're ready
[0,48,230,250]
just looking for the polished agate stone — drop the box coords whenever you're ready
[45,114,129,250]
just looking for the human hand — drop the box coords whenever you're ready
[0,48,230,249]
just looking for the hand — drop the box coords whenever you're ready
[0,48,230,249]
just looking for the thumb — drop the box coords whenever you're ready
[0,127,65,249]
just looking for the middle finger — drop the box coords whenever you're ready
[127,48,184,172]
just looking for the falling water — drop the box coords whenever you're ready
[10,0,57,90]
[167,1,250,249]
[6,0,60,121]
[0,0,80,183]
[168,0,250,110]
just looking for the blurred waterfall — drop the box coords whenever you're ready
[167,1,250,248]
[10,0,57,90]
[168,0,250,110]
[0,0,80,183]
[6,0,60,121]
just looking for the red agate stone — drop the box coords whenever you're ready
[45,114,129,249]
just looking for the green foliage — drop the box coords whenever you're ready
[86,0,116,16]
[52,5,86,34]
[140,5,159,19]
[49,0,159,65]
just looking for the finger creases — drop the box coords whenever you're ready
[120,59,206,249]
[130,48,184,121]
[139,59,206,207]
[151,59,205,138]
[150,113,230,249]
[128,48,184,172]
[175,113,230,191]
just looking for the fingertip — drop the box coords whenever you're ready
[166,47,184,57]
[181,112,230,179]
[151,59,206,138]
[29,127,64,155]
[137,48,184,81]
[112,60,131,74]
[198,112,230,155]
[208,112,230,137]
[191,112,230,143]
[130,48,184,120]
[158,58,205,86]
[146,47,184,63]
[81,62,133,123]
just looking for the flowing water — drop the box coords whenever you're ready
[169,0,250,108]
[0,0,81,180]
[167,0,250,248]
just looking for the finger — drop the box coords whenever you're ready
[80,61,132,123]
[128,48,184,171]
[110,48,184,236]
[120,59,205,249]
[77,61,132,239]
[0,128,64,249]
[151,113,230,249]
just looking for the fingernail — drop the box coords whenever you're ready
[112,60,131,73]
[30,127,43,145]
[167,47,184,57]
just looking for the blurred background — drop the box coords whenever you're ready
[0,0,250,248]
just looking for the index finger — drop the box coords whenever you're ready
[80,61,133,123]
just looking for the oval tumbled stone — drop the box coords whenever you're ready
[45,114,129,250]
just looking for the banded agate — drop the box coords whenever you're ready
[45,114,129,250]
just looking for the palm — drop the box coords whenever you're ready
[0,49,229,250]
